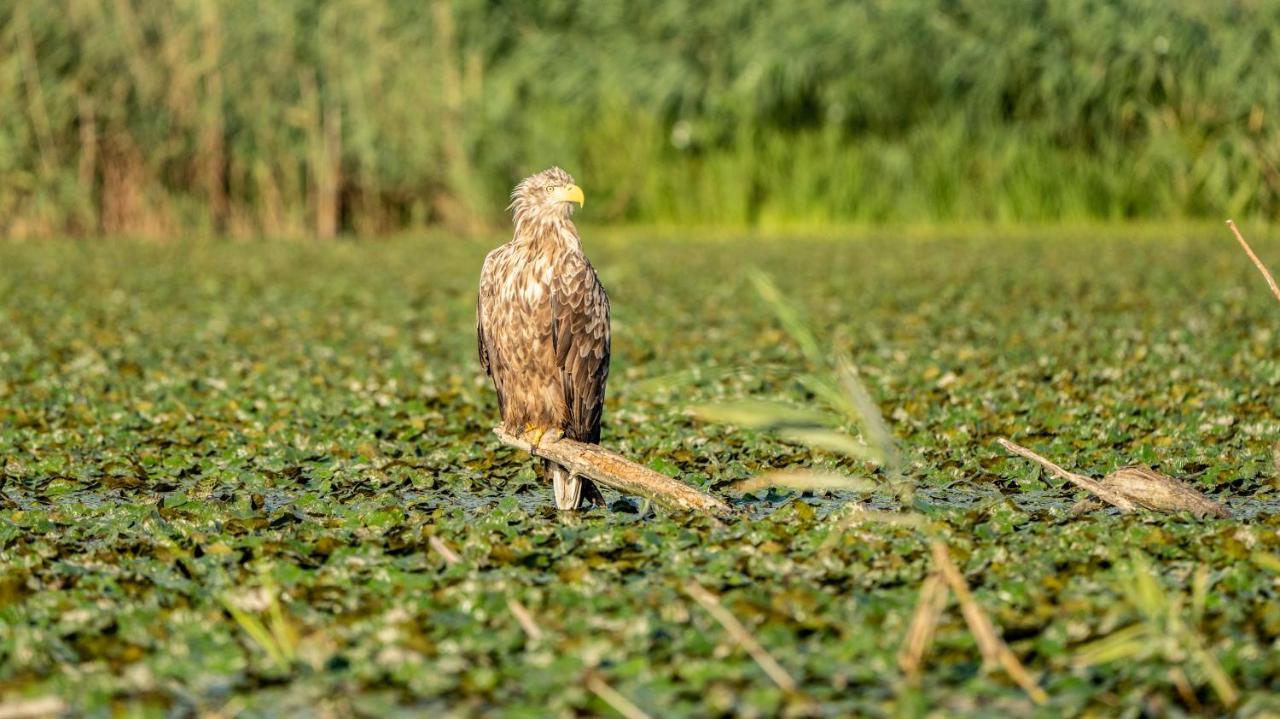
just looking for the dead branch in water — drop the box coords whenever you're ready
[1070,466,1231,519]
[998,439,1229,518]
[493,426,734,518]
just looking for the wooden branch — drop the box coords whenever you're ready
[997,438,1138,512]
[493,426,735,517]
[1226,219,1280,306]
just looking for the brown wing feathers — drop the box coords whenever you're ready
[551,259,610,443]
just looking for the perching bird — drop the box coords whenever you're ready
[477,167,610,509]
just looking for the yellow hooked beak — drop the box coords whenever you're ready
[552,184,585,207]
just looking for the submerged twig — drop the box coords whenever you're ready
[684,581,799,694]
[1226,219,1280,306]
[931,542,1048,705]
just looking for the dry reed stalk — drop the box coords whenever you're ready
[0,696,67,719]
[429,535,651,716]
[1226,220,1280,306]
[428,535,463,565]
[505,598,545,642]
[684,581,799,694]
[585,674,654,719]
[897,571,949,680]
[430,536,544,643]
[930,542,1048,705]
[432,537,653,714]
[1169,667,1203,714]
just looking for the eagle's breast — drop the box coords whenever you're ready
[480,241,566,429]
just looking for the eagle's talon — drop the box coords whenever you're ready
[521,425,562,448]
[521,424,546,447]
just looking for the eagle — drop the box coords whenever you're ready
[476,167,610,510]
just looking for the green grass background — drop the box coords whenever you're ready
[3,0,1280,237]
[2,227,1279,715]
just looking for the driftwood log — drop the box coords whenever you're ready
[1068,466,1231,519]
[998,438,1231,519]
[493,426,735,518]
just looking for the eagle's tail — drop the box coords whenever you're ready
[545,460,604,510]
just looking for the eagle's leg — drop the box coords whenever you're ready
[550,464,606,510]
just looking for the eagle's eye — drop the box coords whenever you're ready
[545,185,558,195]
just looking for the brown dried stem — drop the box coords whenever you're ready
[506,598,545,642]
[434,537,654,714]
[931,542,1048,705]
[428,535,462,565]
[1226,219,1280,306]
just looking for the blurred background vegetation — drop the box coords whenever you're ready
[1,0,1278,238]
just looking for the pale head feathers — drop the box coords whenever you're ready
[509,167,581,240]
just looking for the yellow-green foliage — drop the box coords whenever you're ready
[2,0,1279,237]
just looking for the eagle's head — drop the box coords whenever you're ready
[509,167,584,230]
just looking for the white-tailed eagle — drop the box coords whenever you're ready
[476,167,610,509]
